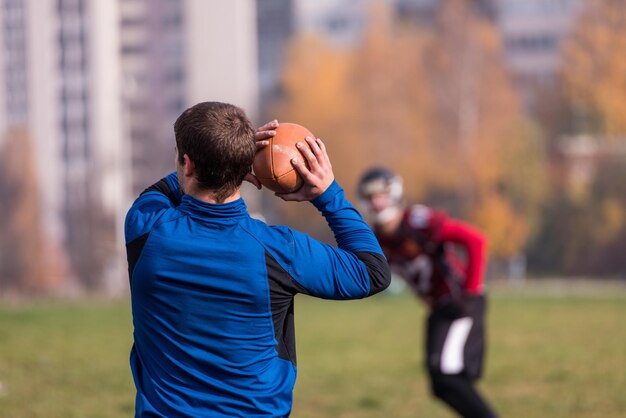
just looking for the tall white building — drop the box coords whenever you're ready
[0,0,262,293]
[184,0,259,119]
[183,0,262,213]
[257,0,294,115]
[120,0,260,194]
[120,0,187,195]
[0,0,129,292]
[0,0,64,284]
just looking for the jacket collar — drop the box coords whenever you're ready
[179,194,249,219]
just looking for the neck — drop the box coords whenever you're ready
[187,186,241,204]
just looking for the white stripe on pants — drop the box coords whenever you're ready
[440,317,474,374]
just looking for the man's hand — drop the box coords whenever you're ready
[277,136,335,202]
[254,120,278,144]
[244,120,278,189]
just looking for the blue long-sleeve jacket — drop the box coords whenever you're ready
[124,173,390,417]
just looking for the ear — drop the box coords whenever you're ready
[183,154,195,177]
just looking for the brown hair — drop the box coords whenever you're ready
[174,102,256,201]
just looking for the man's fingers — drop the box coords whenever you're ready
[316,137,327,153]
[290,157,314,183]
[296,139,319,169]
[315,138,330,165]
[257,120,278,132]
[272,134,334,202]
[255,130,275,141]
[304,136,322,156]
[254,120,278,141]
[300,136,330,169]
[313,137,331,167]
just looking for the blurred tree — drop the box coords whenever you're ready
[271,5,433,240]
[526,190,590,276]
[561,0,626,136]
[423,0,548,259]
[272,0,547,262]
[63,170,117,291]
[585,156,626,276]
[528,156,626,277]
[268,34,355,240]
[471,122,547,259]
[528,0,626,277]
[0,128,45,294]
[275,35,353,133]
[348,4,434,200]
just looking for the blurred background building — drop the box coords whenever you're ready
[0,0,623,294]
[496,0,584,107]
[256,0,294,114]
[0,0,260,294]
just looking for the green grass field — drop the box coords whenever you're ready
[0,280,624,417]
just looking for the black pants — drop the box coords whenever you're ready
[425,295,498,418]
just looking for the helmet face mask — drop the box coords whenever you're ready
[357,167,404,225]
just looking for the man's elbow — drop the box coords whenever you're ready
[355,252,391,296]
[369,263,391,296]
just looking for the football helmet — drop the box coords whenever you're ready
[357,167,404,224]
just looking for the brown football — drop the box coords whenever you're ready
[253,123,314,193]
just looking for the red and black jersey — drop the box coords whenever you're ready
[374,205,487,304]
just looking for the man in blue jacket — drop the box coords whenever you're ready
[125,101,391,417]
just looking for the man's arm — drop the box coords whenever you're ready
[257,131,390,299]
[266,182,390,300]
[124,172,183,285]
[141,172,182,205]
[309,181,391,297]
[437,219,487,295]
[125,172,183,243]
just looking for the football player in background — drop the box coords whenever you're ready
[357,167,498,418]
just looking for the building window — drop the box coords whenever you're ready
[506,34,558,52]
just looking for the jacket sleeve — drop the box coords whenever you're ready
[437,218,487,295]
[273,181,391,299]
[124,172,183,243]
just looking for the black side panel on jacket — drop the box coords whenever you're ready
[265,251,309,366]
[126,233,149,287]
[355,251,392,296]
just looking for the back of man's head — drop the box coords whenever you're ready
[174,102,256,200]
